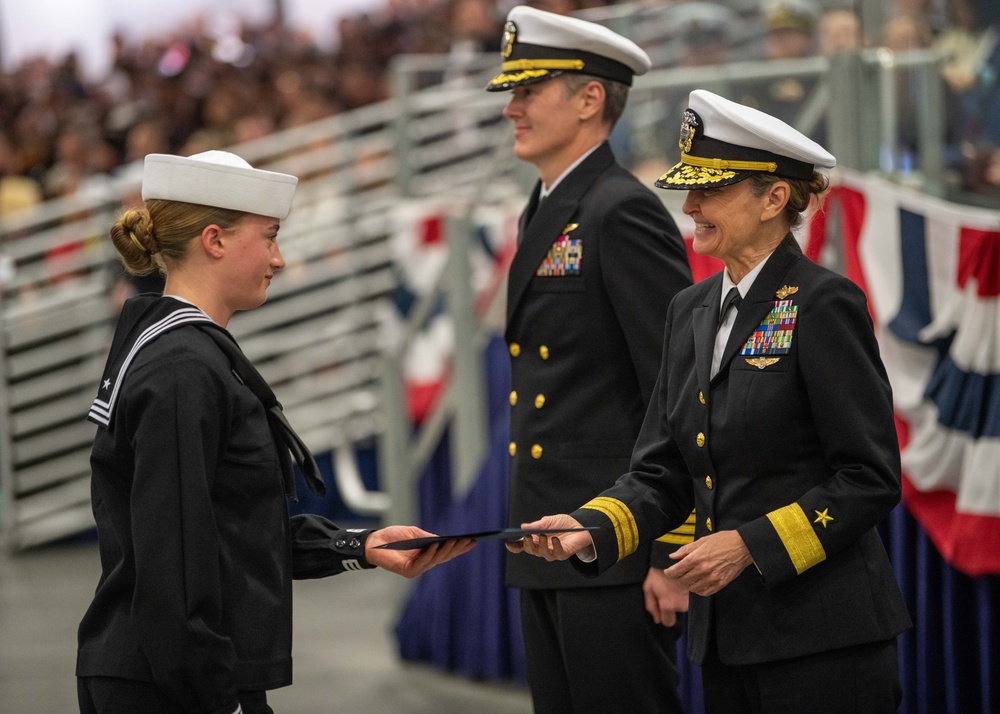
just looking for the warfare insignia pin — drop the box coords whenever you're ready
[813,508,834,528]
[562,223,579,234]
[501,21,516,58]
[745,357,780,369]
[776,285,799,299]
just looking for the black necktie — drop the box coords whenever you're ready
[521,188,543,235]
[719,287,742,327]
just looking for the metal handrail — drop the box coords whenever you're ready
[0,19,952,549]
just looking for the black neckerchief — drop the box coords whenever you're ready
[196,324,325,499]
[89,295,324,499]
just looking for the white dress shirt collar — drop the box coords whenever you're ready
[712,251,774,377]
[539,142,602,199]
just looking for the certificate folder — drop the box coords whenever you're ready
[375,527,600,550]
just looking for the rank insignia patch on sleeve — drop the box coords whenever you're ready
[813,508,834,528]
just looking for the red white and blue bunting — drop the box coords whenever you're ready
[807,169,1000,576]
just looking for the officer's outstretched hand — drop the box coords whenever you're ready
[505,514,593,561]
[366,527,475,579]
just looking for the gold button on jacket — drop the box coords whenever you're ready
[572,233,913,669]
[501,142,695,594]
[509,343,521,357]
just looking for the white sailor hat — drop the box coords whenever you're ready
[141,150,298,220]
[655,89,835,190]
[485,5,650,92]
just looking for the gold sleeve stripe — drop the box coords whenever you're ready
[655,509,696,545]
[661,524,696,534]
[681,152,778,173]
[766,503,827,574]
[656,532,694,545]
[501,59,585,72]
[580,496,638,562]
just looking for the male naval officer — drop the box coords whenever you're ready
[486,7,693,713]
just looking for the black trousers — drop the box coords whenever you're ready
[701,637,902,714]
[78,676,273,714]
[520,585,684,714]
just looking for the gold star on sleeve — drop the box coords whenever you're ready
[813,508,834,528]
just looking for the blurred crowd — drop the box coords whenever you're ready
[1,0,999,216]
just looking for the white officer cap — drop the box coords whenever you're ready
[656,89,835,190]
[142,150,298,220]
[485,5,650,92]
[763,0,819,33]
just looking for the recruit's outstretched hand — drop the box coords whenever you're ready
[365,526,475,579]
[504,514,593,560]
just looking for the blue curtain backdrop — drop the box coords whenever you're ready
[393,335,1000,714]
[394,334,526,681]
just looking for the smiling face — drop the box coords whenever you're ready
[502,77,599,185]
[682,179,790,281]
[222,213,285,313]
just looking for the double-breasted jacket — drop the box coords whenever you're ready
[505,142,693,589]
[574,235,911,663]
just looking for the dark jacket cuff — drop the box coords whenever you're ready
[289,514,377,578]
